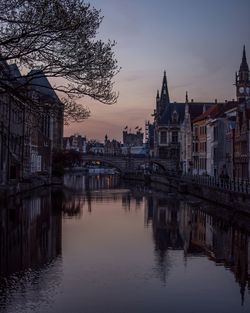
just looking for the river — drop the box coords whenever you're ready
[0,174,249,313]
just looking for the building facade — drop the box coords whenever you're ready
[234,46,250,179]
[0,63,64,185]
[63,134,87,153]
[104,135,121,156]
[151,71,215,171]
[123,129,143,147]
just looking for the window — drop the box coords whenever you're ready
[172,131,178,143]
[213,126,218,141]
[199,125,207,136]
[160,131,167,144]
[200,142,207,153]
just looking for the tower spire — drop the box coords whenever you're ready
[240,45,249,72]
[185,91,189,103]
[236,45,250,102]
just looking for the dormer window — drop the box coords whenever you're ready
[172,111,178,123]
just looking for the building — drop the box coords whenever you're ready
[151,71,215,171]
[192,106,216,175]
[145,121,155,157]
[104,135,121,156]
[234,46,250,180]
[224,107,237,178]
[87,141,104,155]
[63,134,87,153]
[180,93,193,173]
[24,70,64,177]
[0,63,64,185]
[123,129,143,147]
[0,62,25,183]
[205,102,237,177]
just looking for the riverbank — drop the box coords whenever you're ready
[123,172,250,214]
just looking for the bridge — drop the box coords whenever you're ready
[80,154,175,174]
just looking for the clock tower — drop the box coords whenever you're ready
[236,45,250,103]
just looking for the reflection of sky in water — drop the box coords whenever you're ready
[0,176,250,313]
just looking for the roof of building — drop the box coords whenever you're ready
[193,101,237,123]
[158,102,215,125]
[28,69,61,103]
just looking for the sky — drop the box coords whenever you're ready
[64,0,250,141]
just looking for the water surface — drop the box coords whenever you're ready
[0,174,249,313]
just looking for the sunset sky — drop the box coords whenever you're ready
[64,0,250,141]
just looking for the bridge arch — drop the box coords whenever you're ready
[136,160,167,172]
[81,157,124,173]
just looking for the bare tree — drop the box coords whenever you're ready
[0,0,119,122]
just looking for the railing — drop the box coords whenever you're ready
[181,173,250,194]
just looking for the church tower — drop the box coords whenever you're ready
[236,46,250,103]
[157,71,170,118]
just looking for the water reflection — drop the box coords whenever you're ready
[0,189,62,277]
[0,175,249,313]
[146,195,250,303]
[0,189,62,313]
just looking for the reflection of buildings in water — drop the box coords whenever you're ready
[146,197,184,283]
[122,194,131,211]
[64,174,121,192]
[135,197,143,210]
[121,192,143,212]
[0,190,62,277]
[62,174,122,216]
[182,204,250,302]
[64,174,86,191]
[153,198,183,250]
[63,174,144,216]
[145,196,183,250]
[86,175,120,191]
[145,196,250,300]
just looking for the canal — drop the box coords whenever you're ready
[0,174,250,313]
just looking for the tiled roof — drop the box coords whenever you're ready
[193,101,238,123]
[193,105,218,123]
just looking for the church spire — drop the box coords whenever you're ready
[185,91,189,117]
[160,70,170,103]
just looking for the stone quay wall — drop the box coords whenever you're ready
[123,172,250,214]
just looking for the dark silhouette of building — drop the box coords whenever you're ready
[234,46,250,179]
